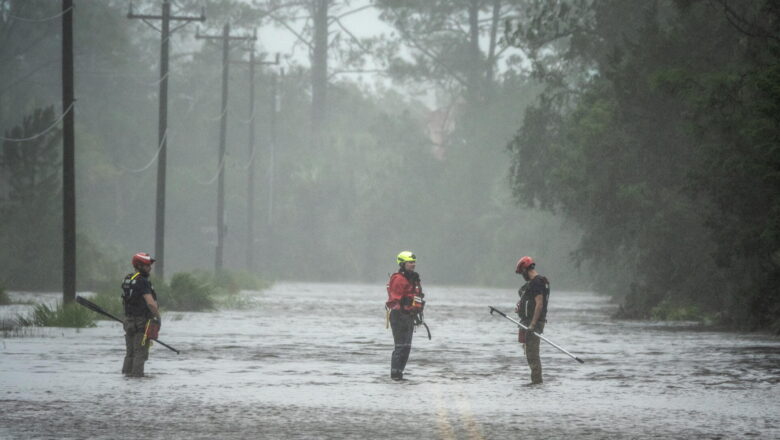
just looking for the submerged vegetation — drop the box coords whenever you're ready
[87,269,268,316]
[3,269,268,331]
[16,302,96,328]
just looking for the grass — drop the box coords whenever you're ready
[215,292,256,310]
[162,272,215,311]
[16,301,96,328]
[3,270,271,332]
[89,280,125,320]
[650,299,714,323]
[162,270,270,311]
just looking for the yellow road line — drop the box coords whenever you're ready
[454,385,485,440]
[431,383,456,440]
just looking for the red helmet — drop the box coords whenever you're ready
[515,256,535,274]
[132,252,156,267]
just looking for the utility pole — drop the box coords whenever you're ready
[196,24,256,273]
[234,49,279,272]
[62,0,76,304]
[128,1,205,280]
[268,69,281,230]
[311,0,328,142]
[265,68,282,269]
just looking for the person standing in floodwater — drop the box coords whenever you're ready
[386,251,424,381]
[121,252,161,377]
[515,256,550,385]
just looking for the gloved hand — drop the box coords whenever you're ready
[145,317,161,340]
[152,316,161,329]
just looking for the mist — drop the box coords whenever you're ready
[2,0,779,330]
[0,0,585,290]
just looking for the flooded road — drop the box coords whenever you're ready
[2,283,779,439]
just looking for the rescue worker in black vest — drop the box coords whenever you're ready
[514,256,550,385]
[386,251,424,381]
[121,252,160,377]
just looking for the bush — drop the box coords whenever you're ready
[650,299,710,322]
[89,280,125,320]
[17,302,96,328]
[163,272,215,311]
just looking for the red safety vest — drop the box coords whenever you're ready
[386,272,423,312]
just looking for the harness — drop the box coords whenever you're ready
[386,271,431,339]
[122,272,154,317]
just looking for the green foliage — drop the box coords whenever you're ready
[90,282,125,320]
[506,0,780,330]
[17,302,96,328]
[215,292,256,310]
[161,272,215,312]
[0,0,587,296]
[0,106,62,290]
[650,299,710,323]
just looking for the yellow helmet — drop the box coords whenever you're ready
[397,251,416,264]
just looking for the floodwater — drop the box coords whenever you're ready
[1,283,778,439]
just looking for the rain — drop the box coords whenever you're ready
[1,1,779,438]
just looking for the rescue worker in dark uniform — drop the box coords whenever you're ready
[122,252,160,377]
[514,256,550,385]
[386,251,424,381]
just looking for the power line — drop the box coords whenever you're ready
[5,6,73,23]
[116,129,168,174]
[127,0,205,280]
[195,23,256,273]
[0,102,74,142]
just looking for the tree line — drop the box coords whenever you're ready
[506,0,780,331]
[0,0,585,292]
[6,0,775,332]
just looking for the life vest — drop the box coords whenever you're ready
[517,275,550,324]
[122,272,156,317]
[386,271,424,313]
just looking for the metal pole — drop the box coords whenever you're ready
[489,306,585,364]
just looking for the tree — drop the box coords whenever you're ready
[0,106,62,289]
[505,0,780,331]
[252,0,380,141]
[375,0,527,106]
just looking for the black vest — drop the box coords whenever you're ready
[518,275,550,323]
[122,272,156,317]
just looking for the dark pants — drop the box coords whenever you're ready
[524,322,546,384]
[123,316,150,377]
[390,309,414,378]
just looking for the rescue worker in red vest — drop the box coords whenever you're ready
[121,252,160,377]
[514,256,550,385]
[386,251,424,381]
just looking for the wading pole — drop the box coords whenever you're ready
[76,296,181,354]
[489,306,584,364]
